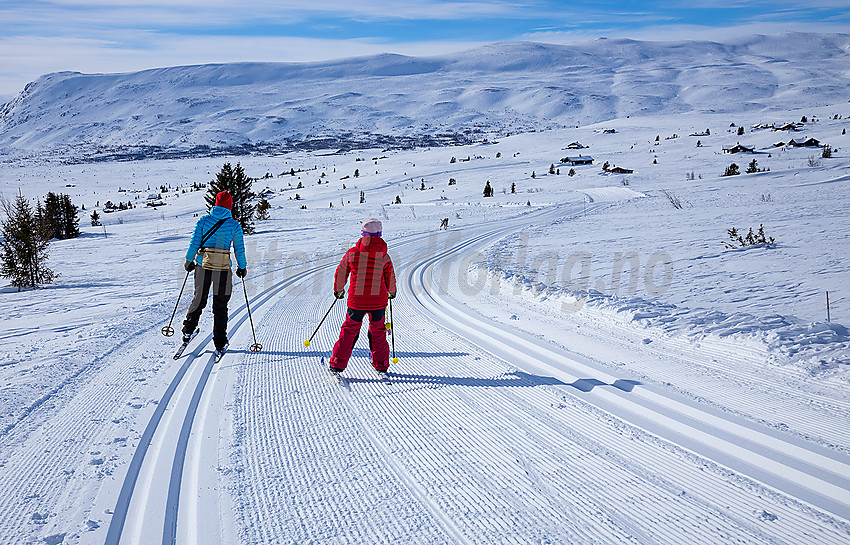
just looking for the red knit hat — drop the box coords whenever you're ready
[215,190,233,209]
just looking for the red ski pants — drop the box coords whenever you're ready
[329,308,389,371]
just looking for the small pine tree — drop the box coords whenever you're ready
[256,198,271,220]
[822,145,833,158]
[394,195,402,204]
[549,164,555,175]
[354,169,360,178]
[723,163,740,176]
[90,210,101,227]
[531,171,536,179]
[448,178,456,186]
[483,181,494,198]
[511,182,516,194]
[568,168,576,177]
[1,192,55,290]
[360,191,365,204]
[206,163,256,234]
[746,158,759,173]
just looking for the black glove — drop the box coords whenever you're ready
[236,268,247,278]
[185,260,196,272]
[388,291,396,299]
[334,290,345,299]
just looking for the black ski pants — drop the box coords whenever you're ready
[182,267,232,350]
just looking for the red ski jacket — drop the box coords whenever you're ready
[334,236,396,310]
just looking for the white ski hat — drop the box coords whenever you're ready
[361,218,382,237]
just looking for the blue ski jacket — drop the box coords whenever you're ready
[185,206,247,269]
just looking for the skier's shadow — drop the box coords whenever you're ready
[236,349,471,359]
[229,349,641,393]
[346,370,642,392]
[350,348,470,359]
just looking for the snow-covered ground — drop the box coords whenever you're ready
[1,34,850,545]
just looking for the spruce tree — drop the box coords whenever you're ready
[256,198,270,221]
[483,180,494,197]
[1,192,55,290]
[42,192,79,239]
[205,162,256,234]
[60,194,79,238]
[43,192,62,239]
[746,159,759,173]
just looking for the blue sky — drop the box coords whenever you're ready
[0,0,848,96]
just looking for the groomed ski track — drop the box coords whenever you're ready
[102,203,850,545]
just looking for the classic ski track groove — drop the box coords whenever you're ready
[107,261,335,545]
[107,226,471,545]
[95,202,850,545]
[406,216,850,525]
[231,203,850,544]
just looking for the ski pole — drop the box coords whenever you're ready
[388,297,398,364]
[242,277,262,352]
[161,269,192,337]
[304,297,339,347]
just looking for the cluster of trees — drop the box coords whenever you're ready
[0,191,79,289]
[724,225,775,249]
[42,192,80,240]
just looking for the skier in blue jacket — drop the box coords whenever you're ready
[182,190,247,352]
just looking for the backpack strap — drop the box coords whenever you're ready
[199,218,227,248]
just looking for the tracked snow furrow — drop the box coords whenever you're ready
[400,220,850,541]
[345,327,784,544]
[95,203,849,545]
[233,290,458,543]
[225,221,840,543]
[0,327,179,545]
[107,262,326,545]
[595,317,850,451]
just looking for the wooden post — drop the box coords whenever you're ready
[826,291,830,322]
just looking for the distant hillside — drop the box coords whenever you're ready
[1,32,848,159]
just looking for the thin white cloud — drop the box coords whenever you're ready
[522,20,850,45]
[5,0,526,27]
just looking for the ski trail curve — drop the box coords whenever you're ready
[406,217,850,522]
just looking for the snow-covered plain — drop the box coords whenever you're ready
[1,33,849,545]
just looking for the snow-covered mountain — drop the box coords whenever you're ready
[1,32,848,157]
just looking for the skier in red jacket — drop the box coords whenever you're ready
[329,219,396,374]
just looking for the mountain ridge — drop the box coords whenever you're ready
[1,32,848,158]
